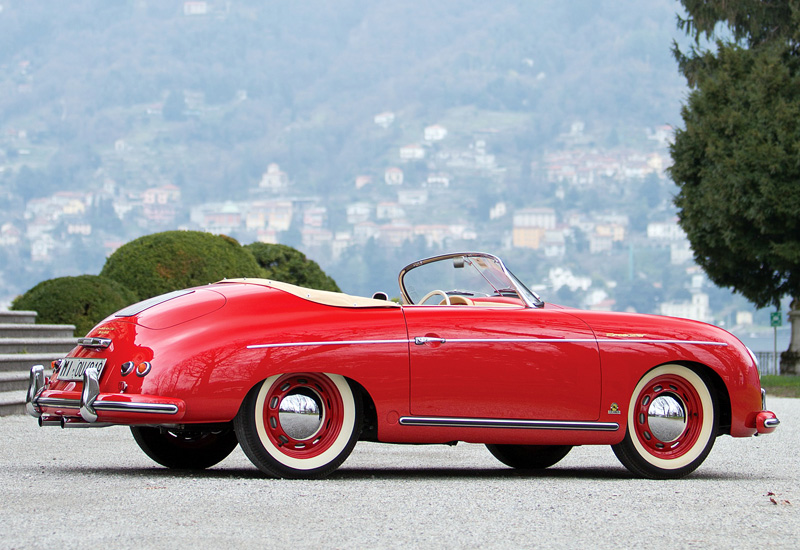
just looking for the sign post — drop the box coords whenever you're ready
[771,311,782,374]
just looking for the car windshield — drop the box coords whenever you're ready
[398,253,543,307]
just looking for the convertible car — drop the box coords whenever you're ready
[26,252,779,479]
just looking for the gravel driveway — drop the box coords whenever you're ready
[1,397,797,549]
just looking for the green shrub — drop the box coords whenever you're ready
[245,242,340,292]
[100,231,265,300]
[11,275,139,336]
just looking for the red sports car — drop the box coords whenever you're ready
[26,252,779,479]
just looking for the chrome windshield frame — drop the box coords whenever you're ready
[398,252,544,308]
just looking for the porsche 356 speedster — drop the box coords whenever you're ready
[26,252,779,479]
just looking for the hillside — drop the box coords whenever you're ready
[0,0,686,202]
[5,0,765,330]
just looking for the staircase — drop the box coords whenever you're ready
[0,310,77,416]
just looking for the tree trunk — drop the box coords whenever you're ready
[781,297,800,375]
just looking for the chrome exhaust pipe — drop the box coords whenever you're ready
[60,417,112,429]
[38,416,62,427]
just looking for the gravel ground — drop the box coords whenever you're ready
[1,398,797,549]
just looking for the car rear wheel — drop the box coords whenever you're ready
[234,372,362,479]
[612,364,718,479]
[130,425,238,469]
[485,444,573,469]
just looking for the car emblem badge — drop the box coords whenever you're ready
[608,402,621,415]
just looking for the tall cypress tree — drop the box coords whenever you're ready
[669,1,800,372]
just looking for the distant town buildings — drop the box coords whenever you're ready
[259,163,289,191]
[660,293,711,324]
[374,112,395,128]
[384,167,403,186]
[0,107,748,326]
[399,144,425,161]
[424,124,448,142]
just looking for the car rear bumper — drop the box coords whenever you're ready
[26,364,186,426]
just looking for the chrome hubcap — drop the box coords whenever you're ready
[278,389,323,441]
[647,394,687,443]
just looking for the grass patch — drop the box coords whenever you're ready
[761,375,800,398]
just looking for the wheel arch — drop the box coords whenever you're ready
[237,373,380,442]
[345,377,379,442]
[661,360,732,436]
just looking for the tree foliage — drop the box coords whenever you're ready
[245,242,340,292]
[100,231,264,300]
[670,1,800,308]
[10,275,138,336]
[676,0,800,47]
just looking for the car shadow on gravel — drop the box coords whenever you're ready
[332,467,755,481]
[56,463,754,481]
[331,466,629,480]
[54,464,745,481]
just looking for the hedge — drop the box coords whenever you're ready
[100,231,265,300]
[11,275,139,336]
[245,242,340,291]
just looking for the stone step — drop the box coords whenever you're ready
[0,324,76,339]
[0,371,28,393]
[0,310,37,324]
[0,353,64,373]
[0,390,26,417]
[0,339,78,355]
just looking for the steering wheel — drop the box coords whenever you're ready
[419,289,451,305]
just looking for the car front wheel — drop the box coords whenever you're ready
[485,444,573,469]
[130,425,238,469]
[234,372,362,479]
[612,364,718,479]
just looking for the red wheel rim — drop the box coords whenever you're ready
[262,373,344,459]
[632,374,703,460]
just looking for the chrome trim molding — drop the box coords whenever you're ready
[764,418,780,429]
[92,401,179,414]
[397,252,544,308]
[34,397,179,415]
[36,396,81,408]
[399,416,619,431]
[33,396,179,416]
[77,337,112,349]
[248,339,411,349]
[80,367,100,422]
[25,365,46,418]
[248,337,727,350]
[448,337,727,347]
[596,339,728,347]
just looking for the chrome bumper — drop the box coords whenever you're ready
[756,389,780,434]
[26,365,181,425]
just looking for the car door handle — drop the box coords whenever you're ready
[414,336,447,345]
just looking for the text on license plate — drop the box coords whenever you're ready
[58,358,107,381]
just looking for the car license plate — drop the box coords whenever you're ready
[58,358,107,381]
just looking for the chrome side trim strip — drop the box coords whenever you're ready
[248,339,411,349]
[764,418,780,429]
[399,416,619,431]
[596,339,728,347]
[248,337,727,349]
[446,338,727,347]
[445,338,593,344]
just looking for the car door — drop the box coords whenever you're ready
[403,305,601,421]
